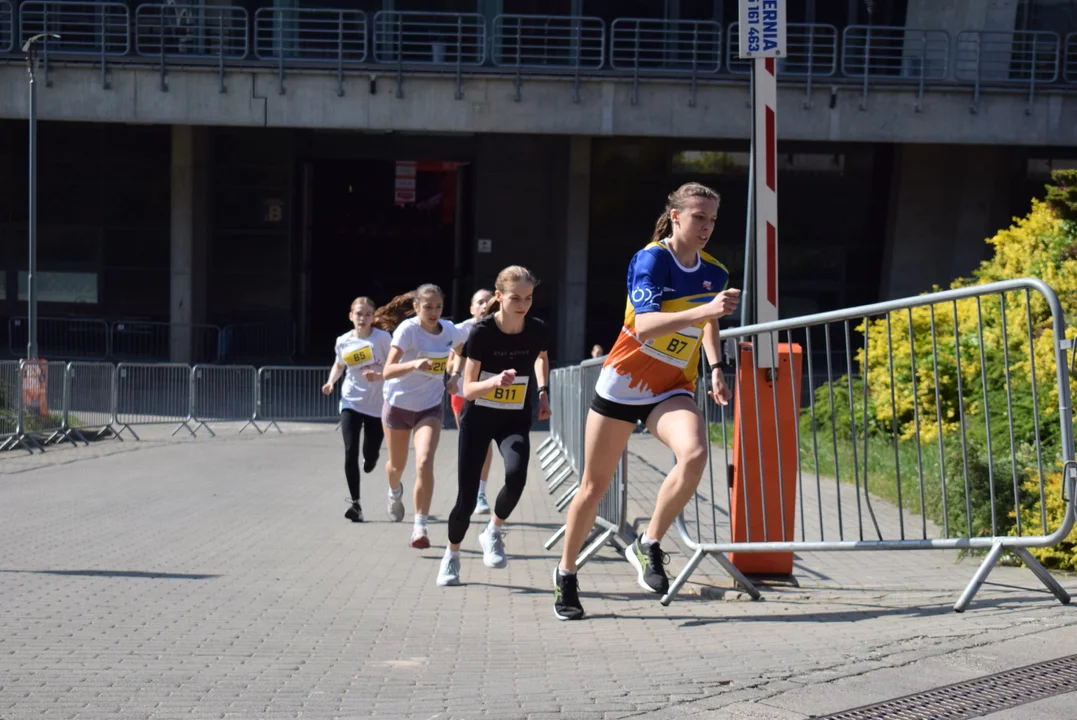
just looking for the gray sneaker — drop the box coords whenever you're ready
[478,527,507,569]
[436,553,461,586]
[387,486,405,522]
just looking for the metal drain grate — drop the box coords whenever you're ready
[817,654,1077,719]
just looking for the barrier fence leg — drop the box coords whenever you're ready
[171,420,197,437]
[238,419,263,435]
[1011,547,1071,606]
[954,541,1005,613]
[116,424,141,441]
[536,437,556,455]
[556,483,579,512]
[544,524,567,550]
[661,547,707,606]
[548,467,573,492]
[575,527,615,569]
[265,420,282,434]
[191,420,217,438]
[61,426,91,447]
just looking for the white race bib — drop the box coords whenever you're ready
[474,371,530,411]
[342,342,376,369]
[416,351,450,376]
[640,325,702,369]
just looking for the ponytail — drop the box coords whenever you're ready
[373,291,417,333]
[650,212,672,245]
[482,299,501,318]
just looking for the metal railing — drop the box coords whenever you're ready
[5,316,295,365]
[254,7,367,65]
[539,357,632,568]
[1,1,14,54]
[841,25,950,80]
[657,277,1075,613]
[134,3,248,60]
[3,4,1077,108]
[610,18,722,75]
[726,22,839,76]
[18,1,130,56]
[1065,32,1077,83]
[372,10,485,66]
[493,14,605,70]
[8,316,109,360]
[955,30,1060,111]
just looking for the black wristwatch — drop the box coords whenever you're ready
[537,385,550,395]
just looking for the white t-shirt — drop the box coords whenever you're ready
[335,328,392,417]
[451,317,480,398]
[383,317,469,412]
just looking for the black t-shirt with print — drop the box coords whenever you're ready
[460,314,551,425]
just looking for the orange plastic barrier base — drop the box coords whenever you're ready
[729,341,803,577]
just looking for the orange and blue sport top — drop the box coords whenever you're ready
[595,239,730,406]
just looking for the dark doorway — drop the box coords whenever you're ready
[305,158,471,358]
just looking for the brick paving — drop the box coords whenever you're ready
[1,423,1075,719]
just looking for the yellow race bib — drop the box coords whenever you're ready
[640,325,702,369]
[475,371,530,410]
[342,343,375,369]
[417,351,449,376]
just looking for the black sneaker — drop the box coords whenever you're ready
[626,538,670,594]
[553,567,584,621]
[363,455,378,474]
[345,501,363,523]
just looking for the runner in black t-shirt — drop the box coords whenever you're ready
[437,266,552,586]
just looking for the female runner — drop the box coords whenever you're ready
[321,296,391,522]
[380,284,469,548]
[450,288,495,515]
[552,182,740,620]
[437,266,551,586]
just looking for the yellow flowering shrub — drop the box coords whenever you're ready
[1010,471,1077,571]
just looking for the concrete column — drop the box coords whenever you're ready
[881,144,1013,300]
[557,135,590,364]
[170,125,209,364]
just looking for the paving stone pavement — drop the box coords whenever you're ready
[1,422,1076,720]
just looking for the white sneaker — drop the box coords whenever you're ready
[410,524,430,549]
[473,492,491,515]
[478,527,507,569]
[387,486,405,522]
[436,553,461,586]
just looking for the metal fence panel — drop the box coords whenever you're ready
[663,277,1074,612]
[18,1,130,56]
[841,25,950,80]
[955,30,1060,84]
[727,22,838,76]
[493,14,605,69]
[372,11,486,66]
[114,362,194,439]
[8,317,109,361]
[257,366,339,430]
[254,7,367,64]
[110,321,220,364]
[191,364,259,435]
[609,18,720,74]
[64,361,118,442]
[134,2,249,60]
[0,360,19,446]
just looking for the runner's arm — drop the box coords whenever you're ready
[382,346,423,380]
[462,358,504,401]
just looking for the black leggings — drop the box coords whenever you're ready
[340,409,385,501]
[448,420,531,544]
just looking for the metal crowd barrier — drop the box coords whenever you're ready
[0,1,11,54]
[955,29,1061,112]
[657,277,1075,613]
[256,365,341,434]
[539,357,632,569]
[1,361,342,454]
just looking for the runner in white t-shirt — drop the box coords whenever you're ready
[449,288,495,515]
[321,296,392,523]
[380,283,469,548]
